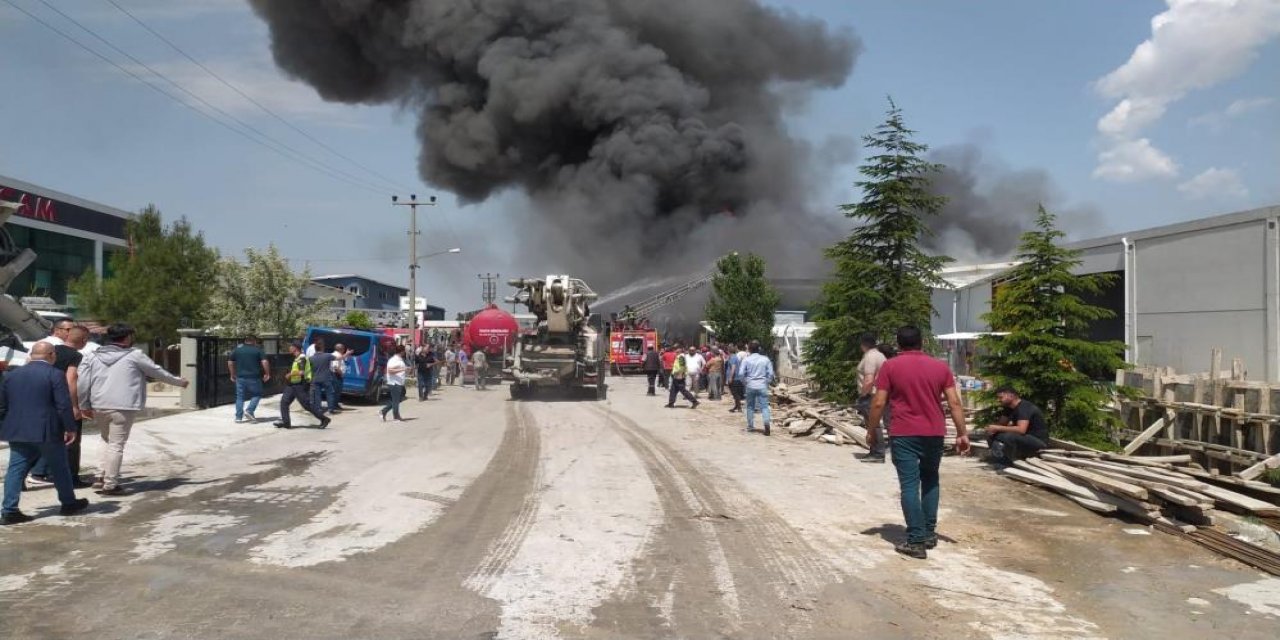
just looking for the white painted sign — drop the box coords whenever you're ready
[399,296,428,311]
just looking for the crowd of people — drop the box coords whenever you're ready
[2,321,189,525]
[642,340,777,434]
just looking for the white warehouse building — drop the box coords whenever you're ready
[934,205,1280,382]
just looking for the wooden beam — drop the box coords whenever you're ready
[1239,452,1280,481]
[1124,416,1169,455]
[1044,462,1150,501]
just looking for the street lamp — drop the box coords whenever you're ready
[392,194,437,350]
[417,247,461,261]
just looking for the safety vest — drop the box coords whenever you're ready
[286,354,312,384]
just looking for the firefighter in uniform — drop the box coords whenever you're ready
[273,341,331,429]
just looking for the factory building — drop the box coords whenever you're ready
[0,174,132,307]
[934,204,1280,382]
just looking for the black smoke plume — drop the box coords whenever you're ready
[925,144,1102,263]
[248,0,859,295]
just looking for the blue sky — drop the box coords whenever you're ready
[1,0,1276,314]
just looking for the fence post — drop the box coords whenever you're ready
[177,328,205,410]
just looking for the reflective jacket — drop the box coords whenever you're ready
[286,354,312,384]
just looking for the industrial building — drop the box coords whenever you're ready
[310,274,445,325]
[934,204,1280,382]
[0,174,132,307]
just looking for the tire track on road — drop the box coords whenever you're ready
[589,404,838,637]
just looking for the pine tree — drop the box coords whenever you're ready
[703,252,780,349]
[977,206,1129,447]
[71,205,218,346]
[805,99,951,400]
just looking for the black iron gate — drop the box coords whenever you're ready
[194,336,292,409]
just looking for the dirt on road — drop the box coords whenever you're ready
[0,376,1276,639]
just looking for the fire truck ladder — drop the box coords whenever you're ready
[622,272,714,320]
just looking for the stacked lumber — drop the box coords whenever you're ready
[1001,449,1280,575]
[771,385,960,451]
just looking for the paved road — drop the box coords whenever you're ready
[1,377,1277,639]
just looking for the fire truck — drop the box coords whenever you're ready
[607,272,714,373]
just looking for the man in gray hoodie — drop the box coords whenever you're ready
[78,324,188,495]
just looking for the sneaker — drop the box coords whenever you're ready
[59,498,90,515]
[763,423,771,436]
[1,511,34,525]
[664,404,675,409]
[858,453,887,464]
[690,401,700,409]
[95,486,127,497]
[380,411,388,422]
[894,541,928,560]
[273,422,290,429]
[319,417,331,429]
[235,417,246,424]
[91,476,104,490]
[72,479,94,489]
[28,474,53,485]
[245,412,257,422]
[923,535,939,550]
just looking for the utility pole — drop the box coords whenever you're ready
[478,272,499,305]
[392,194,436,351]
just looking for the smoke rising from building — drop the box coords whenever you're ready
[248,0,860,293]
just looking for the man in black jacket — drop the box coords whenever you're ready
[0,342,89,524]
[642,346,661,396]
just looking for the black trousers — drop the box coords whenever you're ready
[645,370,658,394]
[729,381,745,410]
[667,378,697,406]
[280,383,325,425]
[658,370,670,388]
[988,432,1048,463]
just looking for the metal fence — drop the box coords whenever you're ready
[193,336,292,409]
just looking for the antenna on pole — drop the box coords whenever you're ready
[478,273,499,305]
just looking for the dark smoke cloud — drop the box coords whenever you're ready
[248,0,859,295]
[925,144,1102,263]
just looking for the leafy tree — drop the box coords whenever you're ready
[703,252,780,349]
[343,310,375,331]
[805,99,951,400]
[207,244,328,338]
[977,206,1129,448]
[71,205,218,346]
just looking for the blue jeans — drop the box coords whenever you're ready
[330,375,344,410]
[416,370,432,399]
[745,386,771,430]
[891,436,945,544]
[235,377,264,420]
[4,441,78,514]
[311,379,336,414]
[381,384,405,420]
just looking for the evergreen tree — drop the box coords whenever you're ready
[207,245,328,338]
[71,205,218,346]
[704,252,780,349]
[805,99,951,400]
[977,206,1129,447]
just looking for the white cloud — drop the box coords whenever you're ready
[1190,96,1276,129]
[1093,138,1179,182]
[1092,0,1280,181]
[1177,167,1249,199]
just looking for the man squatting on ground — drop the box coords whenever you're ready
[984,386,1049,466]
[866,326,970,560]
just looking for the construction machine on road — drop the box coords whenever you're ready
[505,274,607,400]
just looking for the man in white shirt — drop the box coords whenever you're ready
[380,345,408,422]
[855,333,889,462]
[685,347,705,398]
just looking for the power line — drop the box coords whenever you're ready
[6,0,391,195]
[100,0,413,194]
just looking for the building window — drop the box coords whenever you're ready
[346,284,364,297]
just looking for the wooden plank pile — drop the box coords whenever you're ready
[1000,448,1280,575]
[772,385,960,451]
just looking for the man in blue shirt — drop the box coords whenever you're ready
[738,341,775,435]
[725,343,744,413]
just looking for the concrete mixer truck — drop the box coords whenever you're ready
[504,274,607,400]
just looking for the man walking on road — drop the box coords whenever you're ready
[705,348,724,401]
[664,351,698,409]
[739,341,775,435]
[1,342,89,524]
[308,339,338,415]
[78,324,189,495]
[866,326,970,560]
[415,345,437,400]
[642,345,661,396]
[228,335,270,423]
[273,342,330,430]
[726,344,746,413]
[381,345,408,421]
[472,349,489,390]
[685,347,705,398]
[444,346,458,385]
[854,334,889,463]
[659,346,677,389]
[331,344,348,412]
[28,326,92,488]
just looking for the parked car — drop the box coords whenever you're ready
[302,326,396,402]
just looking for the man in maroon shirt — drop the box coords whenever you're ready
[867,326,970,559]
